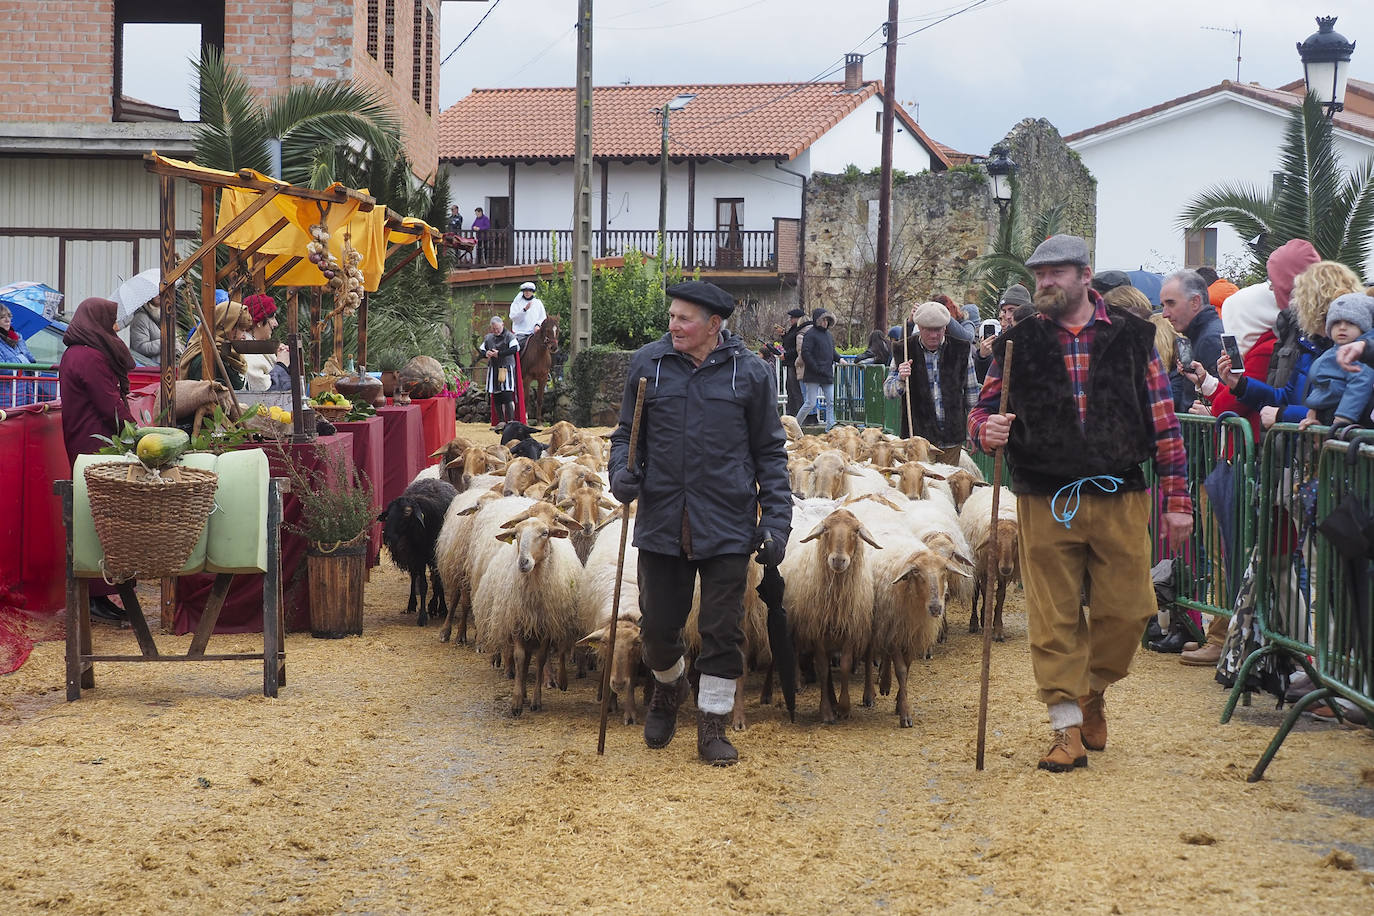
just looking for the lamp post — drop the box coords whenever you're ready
[1298,16,1356,119]
[655,93,696,289]
[985,146,1016,212]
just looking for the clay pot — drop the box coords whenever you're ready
[335,372,383,407]
[380,370,399,398]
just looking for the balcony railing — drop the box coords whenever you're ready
[453,223,799,273]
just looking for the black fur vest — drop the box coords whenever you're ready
[992,309,1157,494]
[902,336,971,446]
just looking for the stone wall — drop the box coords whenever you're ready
[567,347,633,428]
[803,118,1095,332]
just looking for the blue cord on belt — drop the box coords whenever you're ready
[1051,475,1124,528]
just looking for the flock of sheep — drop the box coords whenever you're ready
[375,418,1021,729]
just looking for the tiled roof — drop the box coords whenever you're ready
[438,82,950,166]
[1065,79,1374,145]
[933,141,976,165]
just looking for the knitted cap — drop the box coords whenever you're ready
[913,301,950,329]
[244,293,277,323]
[1325,293,1374,336]
[999,283,1032,308]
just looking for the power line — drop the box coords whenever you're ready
[599,0,771,31]
[440,0,505,68]
[494,24,577,86]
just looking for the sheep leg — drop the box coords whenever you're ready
[404,570,419,616]
[557,646,569,691]
[760,662,774,706]
[511,641,529,716]
[878,654,893,696]
[530,639,551,711]
[936,615,948,646]
[836,648,854,720]
[893,650,913,728]
[428,562,446,630]
[414,568,429,627]
[968,581,982,634]
[861,649,876,708]
[993,576,1007,643]
[505,638,516,679]
[815,647,836,724]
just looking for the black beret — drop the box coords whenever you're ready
[1091,269,1132,294]
[666,281,735,317]
[786,307,805,318]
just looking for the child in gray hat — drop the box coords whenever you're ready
[1301,292,1374,428]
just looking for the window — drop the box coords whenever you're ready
[384,0,395,75]
[875,111,882,133]
[425,9,435,113]
[412,0,423,102]
[367,0,379,58]
[1184,228,1217,269]
[112,1,224,123]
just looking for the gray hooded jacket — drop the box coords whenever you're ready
[609,331,792,558]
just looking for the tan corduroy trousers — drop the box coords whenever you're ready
[1017,489,1157,707]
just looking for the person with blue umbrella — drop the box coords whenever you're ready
[0,304,36,365]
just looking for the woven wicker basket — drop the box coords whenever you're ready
[310,403,351,422]
[83,463,219,581]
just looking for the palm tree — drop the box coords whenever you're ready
[1179,92,1374,278]
[192,45,401,189]
[960,186,1065,314]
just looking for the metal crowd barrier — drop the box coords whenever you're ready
[1243,435,1374,780]
[0,363,60,409]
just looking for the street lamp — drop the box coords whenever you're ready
[985,146,1017,211]
[656,93,696,285]
[1298,16,1356,119]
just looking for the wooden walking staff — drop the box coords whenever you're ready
[902,308,915,439]
[598,377,648,755]
[976,339,1013,771]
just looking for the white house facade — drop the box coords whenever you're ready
[1067,79,1374,277]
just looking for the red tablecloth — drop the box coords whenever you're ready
[413,397,456,465]
[0,405,69,613]
[333,416,384,566]
[376,404,426,507]
[174,433,355,635]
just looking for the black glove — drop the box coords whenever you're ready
[610,467,642,503]
[754,528,785,568]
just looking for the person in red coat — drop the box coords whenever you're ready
[58,297,136,620]
[59,297,135,464]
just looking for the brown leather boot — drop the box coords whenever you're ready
[1037,727,1088,772]
[697,711,739,766]
[643,675,689,749]
[1078,691,1106,751]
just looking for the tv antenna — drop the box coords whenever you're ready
[1202,25,1242,83]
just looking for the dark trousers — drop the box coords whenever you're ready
[785,365,803,416]
[637,550,748,679]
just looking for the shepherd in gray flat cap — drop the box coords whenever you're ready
[1024,234,1092,269]
[609,277,790,767]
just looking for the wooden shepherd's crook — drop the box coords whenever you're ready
[598,377,648,755]
[902,310,916,440]
[976,339,1013,772]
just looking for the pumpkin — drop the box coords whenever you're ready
[397,355,446,399]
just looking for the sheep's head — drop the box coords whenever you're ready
[545,420,578,453]
[869,439,904,469]
[557,484,617,533]
[502,457,545,496]
[919,530,977,606]
[902,436,934,463]
[779,415,803,441]
[576,616,642,712]
[495,512,576,573]
[807,449,862,500]
[890,461,943,500]
[992,518,1020,579]
[859,426,887,448]
[894,546,973,618]
[800,508,882,573]
[943,469,989,510]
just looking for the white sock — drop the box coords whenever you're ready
[697,674,736,715]
[653,657,685,684]
[1048,700,1083,731]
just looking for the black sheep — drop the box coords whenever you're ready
[508,437,547,460]
[379,477,457,626]
[499,421,540,445]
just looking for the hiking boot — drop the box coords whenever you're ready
[1037,727,1088,772]
[697,711,739,766]
[1180,643,1222,667]
[1078,691,1106,751]
[643,675,689,749]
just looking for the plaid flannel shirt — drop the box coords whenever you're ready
[968,294,1191,516]
[886,343,980,424]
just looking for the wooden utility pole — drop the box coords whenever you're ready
[571,0,594,356]
[874,0,898,331]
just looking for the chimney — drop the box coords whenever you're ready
[844,53,864,91]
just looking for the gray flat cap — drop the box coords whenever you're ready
[999,283,1032,308]
[1025,234,1091,268]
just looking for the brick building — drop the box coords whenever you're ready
[0,0,439,313]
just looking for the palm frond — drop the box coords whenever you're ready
[1272,94,1344,254]
[1334,157,1374,275]
[266,82,401,187]
[191,46,271,173]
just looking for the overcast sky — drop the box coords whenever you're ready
[436,0,1374,155]
[120,1,1373,156]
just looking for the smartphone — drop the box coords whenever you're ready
[1220,333,1243,372]
[981,319,1001,339]
[1174,337,1193,370]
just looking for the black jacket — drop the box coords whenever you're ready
[781,320,808,364]
[800,317,840,383]
[609,331,791,558]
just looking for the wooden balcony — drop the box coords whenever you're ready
[452,220,800,275]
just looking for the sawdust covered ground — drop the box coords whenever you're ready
[1,427,1372,913]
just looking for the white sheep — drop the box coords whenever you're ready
[435,475,504,643]
[780,507,882,724]
[473,507,584,716]
[573,512,646,725]
[958,485,1020,642]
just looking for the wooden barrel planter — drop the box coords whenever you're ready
[306,535,367,638]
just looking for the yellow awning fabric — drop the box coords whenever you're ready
[218,187,373,289]
[387,216,440,269]
[147,151,282,186]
